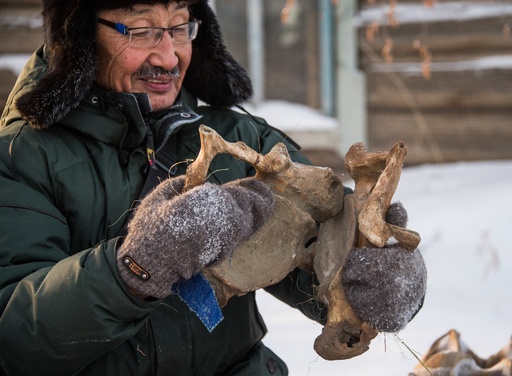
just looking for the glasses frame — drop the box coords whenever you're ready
[97,18,201,47]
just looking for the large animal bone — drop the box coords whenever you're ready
[189,125,346,306]
[349,142,420,251]
[203,194,318,306]
[313,141,420,360]
[410,329,512,376]
[184,125,345,223]
[185,125,420,360]
[313,194,378,360]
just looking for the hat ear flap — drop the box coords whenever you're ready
[184,1,253,107]
[16,1,97,128]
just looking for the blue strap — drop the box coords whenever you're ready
[172,273,224,332]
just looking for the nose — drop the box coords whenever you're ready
[147,31,179,70]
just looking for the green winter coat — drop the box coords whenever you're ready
[0,46,327,375]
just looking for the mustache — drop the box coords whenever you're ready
[136,66,181,79]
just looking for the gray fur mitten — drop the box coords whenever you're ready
[342,245,427,332]
[117,176,275,299]
[342,201,427,332]
[386,201,408,228]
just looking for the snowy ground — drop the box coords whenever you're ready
[256,159,512,375]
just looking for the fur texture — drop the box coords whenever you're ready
[342,245,427,332]
[386,201,408,228]
[117,176,275,299]
[17,0,253,128]
[342,203,426,332]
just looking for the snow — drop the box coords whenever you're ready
[0,54,31,76]
[256,159,512,375]
[0,14,42,29]
[240,101,338,132]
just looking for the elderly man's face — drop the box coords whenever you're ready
[95,3,192,111]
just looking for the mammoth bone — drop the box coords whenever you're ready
[183,124,421,360]
[313,141,421,360]
[410,329,512,376]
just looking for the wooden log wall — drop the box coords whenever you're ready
[1,0,511,166]
[357,0,512,164]
[0,0,43,111]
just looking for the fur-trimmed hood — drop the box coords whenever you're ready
[16,0,253,129]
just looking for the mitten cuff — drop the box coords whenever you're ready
[116,247,179,299]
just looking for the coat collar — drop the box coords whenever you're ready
[59,86,201,151]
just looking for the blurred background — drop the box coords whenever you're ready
[1,0,511,170]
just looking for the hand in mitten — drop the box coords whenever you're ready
[117,176,275,299]
[386,201,408,228]
[342,202,427,332]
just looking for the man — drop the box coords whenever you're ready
[0,0,426,374]
[0,1,325,374]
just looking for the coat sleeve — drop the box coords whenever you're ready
[0,176,153,375]
[264,268,328,324]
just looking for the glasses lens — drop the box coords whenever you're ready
[171,21,199,44]
[171,24,190,44]
[128,21,200,48]
[188,21,200,41]
[129,28,161,48]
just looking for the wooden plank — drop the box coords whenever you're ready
[358,17,510,63]
[366,68,512,110]
[0,29,43,54]
[0,0,42,6]
[368,111,512,164]
[0,6,43,54]
[359,1,512,165]
[358,0,498,5]
[0,69,17,113]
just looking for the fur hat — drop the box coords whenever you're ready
[16,0,253,128]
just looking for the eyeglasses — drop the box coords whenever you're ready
[97,18,201,48]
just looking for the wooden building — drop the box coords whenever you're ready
[0,0,511,167]
[357,0,512,165]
